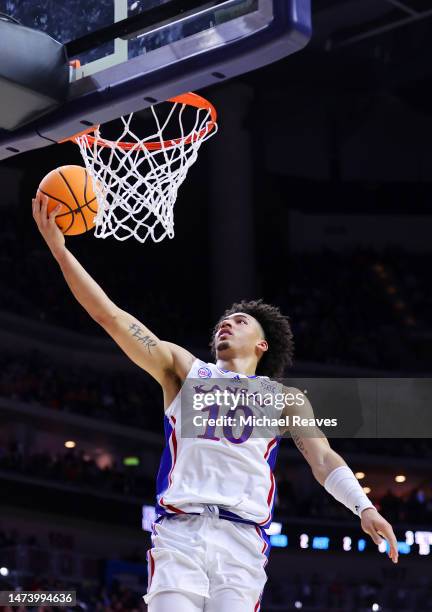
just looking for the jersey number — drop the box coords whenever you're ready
[197,404,254,444]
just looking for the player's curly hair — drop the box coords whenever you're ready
[210,299,294,378]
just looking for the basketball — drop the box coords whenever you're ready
[38,165,98,235]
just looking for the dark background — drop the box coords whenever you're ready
[1,1,432,610]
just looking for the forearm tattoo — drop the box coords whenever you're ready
[292,433,308,457]
[128,323,158,353]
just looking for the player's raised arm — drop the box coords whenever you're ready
[32,192,195,385]
[282,388,399,564]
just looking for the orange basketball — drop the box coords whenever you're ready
[38,165,98,235]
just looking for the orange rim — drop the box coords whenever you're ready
[63,92,217,151]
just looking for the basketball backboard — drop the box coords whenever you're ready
[0,0,311,160]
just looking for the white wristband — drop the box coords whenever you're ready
[324,466,375,517]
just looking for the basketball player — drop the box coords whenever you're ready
[33,193,399,612]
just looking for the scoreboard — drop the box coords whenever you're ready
[267,522,431,557]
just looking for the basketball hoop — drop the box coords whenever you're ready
[67,92,217,243]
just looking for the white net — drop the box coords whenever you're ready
[75,95,217,242]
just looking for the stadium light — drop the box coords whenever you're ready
[378,540,388,553]
[414,531,432,555]
[266,522,282,536]
[270,534,288,547]
[397,542,411,554]
[405,530,414,545]
[395,475,406,483]
[65,440,76,448]
[0,567,9,576]
[312,536,329,550]
[294,602,303,609]
[358,539,366,552]
[355,471,365,480]
[123,456,140,466]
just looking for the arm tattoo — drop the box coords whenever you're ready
[128,323,158,353]
[292,433,308,457]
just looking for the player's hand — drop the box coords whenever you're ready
[361,507,399,563]
[32,192,66,259]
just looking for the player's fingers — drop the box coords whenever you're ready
[32,198,42,225]
[32,195,40,214]
[49,203,62,220]
[365,526,383,546]
[388,542,399,563]
[378,526,398,563]
[35,191,43,209]
[40,194,49,225]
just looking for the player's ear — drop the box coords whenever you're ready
[257,339,268,354]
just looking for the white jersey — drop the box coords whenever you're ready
[155,359,281,528]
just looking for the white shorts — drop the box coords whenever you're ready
[144,510,269,610]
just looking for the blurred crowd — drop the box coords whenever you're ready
[0,570,431,611]
[1,243,431,371]
[0,527,149,612]
[0,349,160,433]
[262,571,432,611]
[0,222,186,348]
[0,575,147,612]
[0,441,154,500]
[274,248,431,371]
[275,471,432,525]
[0,185,431,369]
[2,347,432,458]
[1,436,431,525]
[378,487,432,525]
[331,437,432,459]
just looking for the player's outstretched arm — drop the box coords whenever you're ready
[282,388,399,564]
[32,192,195,385]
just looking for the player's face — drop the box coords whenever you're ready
[215,313,266,357]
